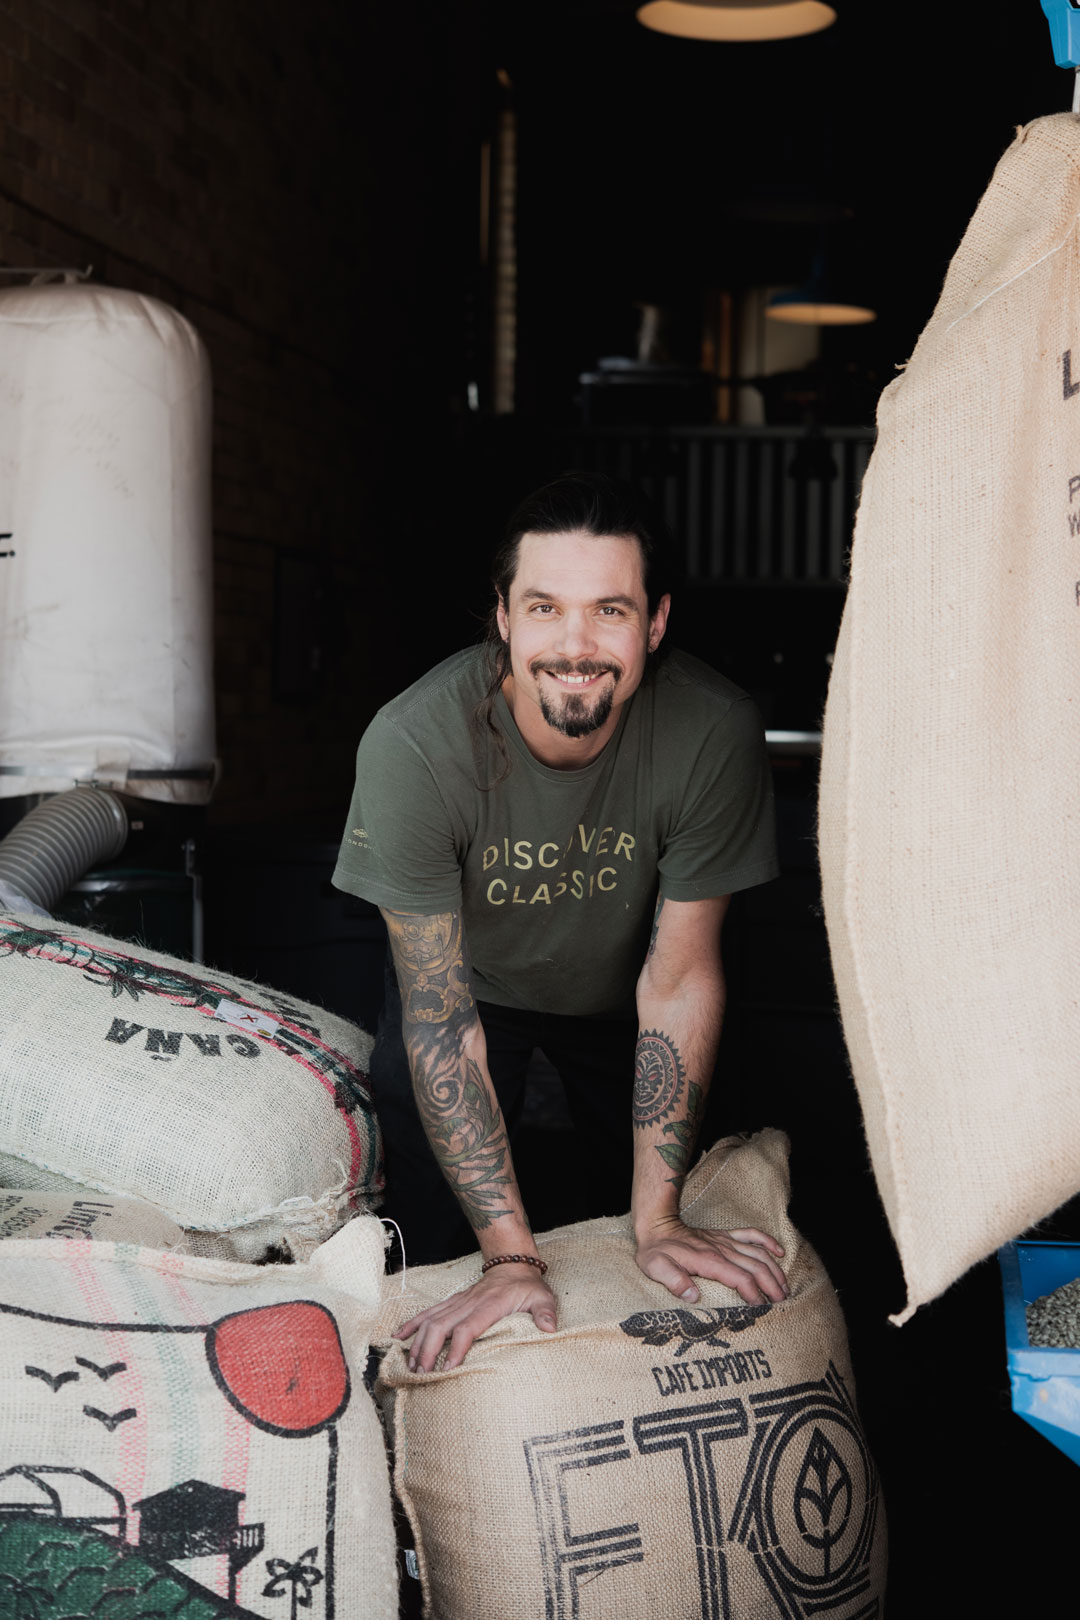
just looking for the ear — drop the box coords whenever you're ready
[496,594,510,644]
[647,593,671,653]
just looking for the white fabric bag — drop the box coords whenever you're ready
[0,281,216,804]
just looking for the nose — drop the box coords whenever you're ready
[555,609,597,659]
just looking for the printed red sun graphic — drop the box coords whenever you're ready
[206,1301,350,1436]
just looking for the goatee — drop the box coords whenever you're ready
[538,683,615,738]
[520,654,622,739]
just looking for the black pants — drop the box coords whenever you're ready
[371,958,638,1264]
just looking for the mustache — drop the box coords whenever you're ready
[529,658,621,679]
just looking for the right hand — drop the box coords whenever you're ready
[634,1217,788,1307]
[392,1263,558,1373]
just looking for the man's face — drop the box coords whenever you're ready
[496,530,670,746]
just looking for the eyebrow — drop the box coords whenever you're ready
[519,588,640,610]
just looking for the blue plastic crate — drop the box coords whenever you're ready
[999,1240,1080,1466]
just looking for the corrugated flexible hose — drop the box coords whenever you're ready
[0,788,128,914]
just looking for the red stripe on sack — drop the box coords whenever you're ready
[1,924,368,1189]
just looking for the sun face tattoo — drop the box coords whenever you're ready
[633,1029,685,1127]
[633,1027,703,1189]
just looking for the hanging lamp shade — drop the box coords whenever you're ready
[766,246,875,325]
[637,0,836,42]
[767,292,876,325]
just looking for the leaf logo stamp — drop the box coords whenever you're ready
[793,1427,853,1577]
[728,1362,882,1611]
[619,1303,773,1357]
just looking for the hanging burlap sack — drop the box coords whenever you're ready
[0,1213,396,1619]
[819,113,1080,1321]
[376,1130,885,1620]
[0,911,381,1260]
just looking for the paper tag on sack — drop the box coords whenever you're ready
[213,998,280,1038]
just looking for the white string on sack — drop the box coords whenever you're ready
[380,1217,408,1293]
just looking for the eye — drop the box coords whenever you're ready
[530,602,556,614]
[599,605,624,617]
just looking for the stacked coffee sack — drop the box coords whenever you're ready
[0,909,383,1259]
[377,1129,887,1620]
[0,912,398,1619]
[0,1204,397,1619]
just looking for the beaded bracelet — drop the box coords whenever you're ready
[480,1252,549,1278]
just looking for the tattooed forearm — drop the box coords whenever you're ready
[384,909,513,1229]
[655,1078,705,1191]
[633,1029,685,1127]
[411,1052,511,1229]
[646,894,665,961]
[633,1027,702,1189]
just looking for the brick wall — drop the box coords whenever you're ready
[0,0,477,825]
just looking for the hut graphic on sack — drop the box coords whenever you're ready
[0,1468,267,1614]
[376,1130,886,1620]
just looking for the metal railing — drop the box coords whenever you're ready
[561,425,874,586]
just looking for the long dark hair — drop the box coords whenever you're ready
[474,471,679,776]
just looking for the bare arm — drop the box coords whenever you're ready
[381,907,557,1369]
[631,894,788,1306]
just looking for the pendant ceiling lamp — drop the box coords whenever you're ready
[637,0,836,43]
[766,244,875,326]
[767,291,875,325]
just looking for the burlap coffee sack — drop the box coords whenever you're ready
[0,1187,247,1260]
[376,1130,885,1620]
[0,911,382,1259]
[819,113,1080,1320]
[0,1213,396,1618]
[0,1187,185,1247]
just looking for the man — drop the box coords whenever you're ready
[333,472,787,1373]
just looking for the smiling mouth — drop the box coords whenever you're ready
[533,662,619,690]
[546,671,606,687]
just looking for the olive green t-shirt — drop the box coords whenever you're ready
[332,646,778,1017]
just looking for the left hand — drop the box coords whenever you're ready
[635,1216,789,1307]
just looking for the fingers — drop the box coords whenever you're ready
[410,1297,501,1373]
[392,1308,431,1342]
[717,1238,789,1299]
[638,1247,702,1304]
[443,1319,482,1372]
[408,1314,474,1374]
[530,1297,558,1334]
[727,1226,786,1258]
[687,1226,789,1300]
[636,1230,790,1307]
[391,1279,559,1372]
[642,1244,771,1307]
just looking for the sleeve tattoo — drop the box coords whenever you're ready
[633,1027,704,1188]
[384,910,512,1229]
[646,893,665,960]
